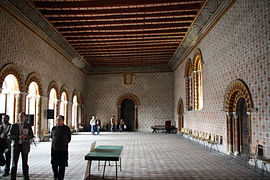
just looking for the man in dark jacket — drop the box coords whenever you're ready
[51,115,71,180]
[8,112,34,180]
[0,115,12,177]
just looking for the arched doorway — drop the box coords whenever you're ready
[236,98,250,154]
[177,98,184,132]
[121,99,135,131]
[117,93,140,131]
[224,79,253,155]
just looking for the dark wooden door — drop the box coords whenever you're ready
[121,99,135,131]
[236,98,250,154]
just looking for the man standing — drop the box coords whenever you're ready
[90,116,96,135]
[111,115,115,132]
[51,115,71,180]
[95,117,101,135]
[8,112,34,180]
[0,115,11,177]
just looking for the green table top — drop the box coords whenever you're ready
[85,145,123,161]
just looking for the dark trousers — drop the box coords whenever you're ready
[4,150,11,173]
[10,144,29,180]
[52,164,66,180]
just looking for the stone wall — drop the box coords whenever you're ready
[0,7,86,133]
[174,0,270,153]
[85,72,174,131]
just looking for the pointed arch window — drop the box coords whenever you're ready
[48,88,57,131]
[26,82,39,135]
[0,74,19,123]
[185,59,193,111]
[72,95,78,129]
[193,50,203,110]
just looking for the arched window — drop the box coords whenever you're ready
[48,88,57,131]
[185,59,192,111]
[72,95,78,129]
[0,74,20,123]
[60,92,67,116]
[26,82,39,135]
[193,49,203,110]
[60,92,68,124]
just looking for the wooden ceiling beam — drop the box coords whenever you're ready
[58,23,190,32]
[77,48,176,54]
[47,11,197,22]
[90,61,169,65]
[33,0,204,9]
[54,17,194,27]
[63,29,187,36]
[69,39,182,45]
[84,56,172,61]
[81,52,173,57]
[72,42,179,49]
[40,3,202,15]
[66,34,184,40]
[73,44,178,49]
[75,45,177,51]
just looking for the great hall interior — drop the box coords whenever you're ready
[0,0,269,179]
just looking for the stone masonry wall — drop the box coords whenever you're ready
[174,0,270,153]
[0,7,86,133]
[85,72,174,132]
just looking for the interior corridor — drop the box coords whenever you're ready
[1,132,268,180]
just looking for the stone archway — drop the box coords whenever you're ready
[117,93,140,131]
[25,73,43,141]
[224,79,253,155]
[177,98,184,132]
[0,64,24,122]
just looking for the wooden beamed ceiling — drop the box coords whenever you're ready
[31,0,206,68]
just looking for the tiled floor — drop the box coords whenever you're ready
[1,132,269,180]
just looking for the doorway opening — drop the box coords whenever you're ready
[117,93,139,131]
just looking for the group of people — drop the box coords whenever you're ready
[89,116,101,135]
[0,113,71,180]
[89,115,126,134]
[111,116,126,132]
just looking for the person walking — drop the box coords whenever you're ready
[90,116,96,135]
[110,115,115,132]
[0,115,11,177]
[95,117,101,135]
[8,112,34,180]
[51,115,71,180]
[119,118,124,132]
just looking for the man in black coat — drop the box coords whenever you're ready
[8,112,34,180]
[51,115,71,180]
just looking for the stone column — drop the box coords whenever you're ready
[226,112,232,154]
[21,92,28,113]
[135,105,138,130]
[54,99,59,127]
[76,103,79,129]
[233,112,239,155]
[64,101,68,125]
[14,92,21,123]
[117,105,121,122]
[35,95,41,141]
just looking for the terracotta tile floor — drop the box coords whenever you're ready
[1,132,269,179]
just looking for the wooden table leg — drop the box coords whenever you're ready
[120,158,122,171]
[88,160,92,180]
[115,160,118,180]
[102,160,107,179]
